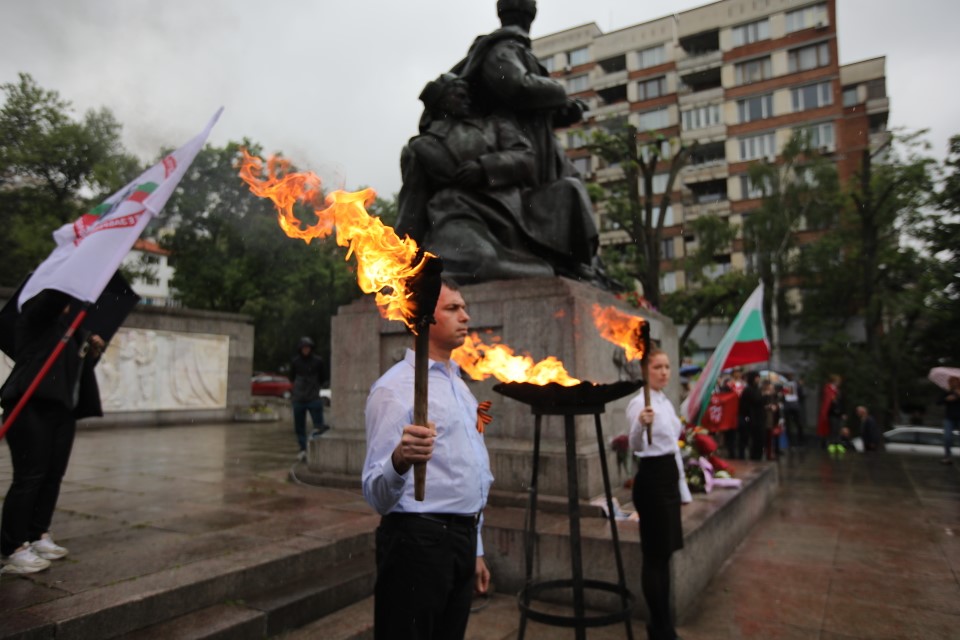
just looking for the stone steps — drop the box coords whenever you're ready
[124,553,375,640]
[1,532,375,640]
[275,596,374,640]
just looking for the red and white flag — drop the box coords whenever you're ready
[17,108,222,310]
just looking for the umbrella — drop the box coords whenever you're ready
[928,367,960,390]
[680,364,702,377]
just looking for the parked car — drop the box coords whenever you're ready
[853,426,960,456]
[251,373,293,398]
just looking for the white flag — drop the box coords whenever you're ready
[17,108,223,310]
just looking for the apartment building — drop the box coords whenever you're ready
[532,0,889,296]
[122,238,176,306]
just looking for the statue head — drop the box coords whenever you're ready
[497,0,536,30]
[419,73,471,118]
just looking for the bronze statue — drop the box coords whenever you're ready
[397,0,604,285]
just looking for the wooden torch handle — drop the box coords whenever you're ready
[413,326,430,501]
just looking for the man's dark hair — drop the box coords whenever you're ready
[746,371,761,385]
[440,275,460,291]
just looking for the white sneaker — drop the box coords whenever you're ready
[1,544,51,574]
[297,450,307,462]
[31,533,68,560]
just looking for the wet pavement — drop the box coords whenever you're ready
[1,422,959,639]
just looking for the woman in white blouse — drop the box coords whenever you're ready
[626,349,689,640]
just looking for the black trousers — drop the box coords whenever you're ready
[374,514,477,640]
[632,455,683,640]
[1,402,75,556]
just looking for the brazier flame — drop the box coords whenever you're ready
[453,332,580,386]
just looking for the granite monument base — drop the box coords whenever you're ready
[311,276,678,502]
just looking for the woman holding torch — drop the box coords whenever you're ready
[626,349,689,640]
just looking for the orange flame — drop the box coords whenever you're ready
[238,150,432,328]
[591,304,646,361]
[453,333,580,386]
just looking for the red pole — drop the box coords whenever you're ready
[0,308,88,440]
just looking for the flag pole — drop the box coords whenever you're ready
[0,307,88,441]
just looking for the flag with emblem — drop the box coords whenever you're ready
[17,108,222,310]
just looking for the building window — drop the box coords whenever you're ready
[540,56,555,73]
[567,74,590,93]
[800,122,835,151]
[791,81,833,111]
[731,19,770,47]
[739,132,776,161]
[734,57,772,85]
[737,94,774,123]
[842,86,859,107]
[637,76,667,100]
[703,255,732,279]
[640,139,672,163]
[787,43,830,74]
[637,107,670,131]
[567,129,587,149]
[638,44,666,69]
[660,271,678,294]
[571,156,591,176]
[568,46,590,67]
[740,174,770,199]
[661,238,675,259]
[785,3,828,33]
[637,76,666,100]
[681,104,722,130]
[641,173,670,196]
[866,79,886,100]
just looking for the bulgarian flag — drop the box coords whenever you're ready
[685,283,771,426]
[17,108,222,310]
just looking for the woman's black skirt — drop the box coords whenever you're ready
[631,453,684,556]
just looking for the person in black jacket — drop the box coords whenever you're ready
[737,371,765,460]
[1,290,103,575]
[289,336,326,461]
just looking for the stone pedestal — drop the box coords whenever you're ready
[310,276,678,502]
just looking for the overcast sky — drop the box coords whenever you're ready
[2,0,958,197]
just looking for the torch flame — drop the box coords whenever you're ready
[238,149,431,328]
[591,304,647,361]
[453,333,580,386]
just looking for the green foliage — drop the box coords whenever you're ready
[795,130,942,423]
[587,125,694,307]
[158,141,363,372]
[0,73,141,287]
[743,130,841,332]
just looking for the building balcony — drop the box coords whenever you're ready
[593,69,629,91]
[588,101,630,120]
[681,159,728,183]
[595,165,626,183]
[676,49,723,74]
[680,199,731,221]
[678,85,724,107]
[866,96,889,116]
[680,123,726,143]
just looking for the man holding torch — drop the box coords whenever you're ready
[362,276,493,639]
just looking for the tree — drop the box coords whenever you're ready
[158,141,362,372]
[796,130,939,425]
[742,131,841,366]
[588,124,695,307]
[0,73,141,287]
